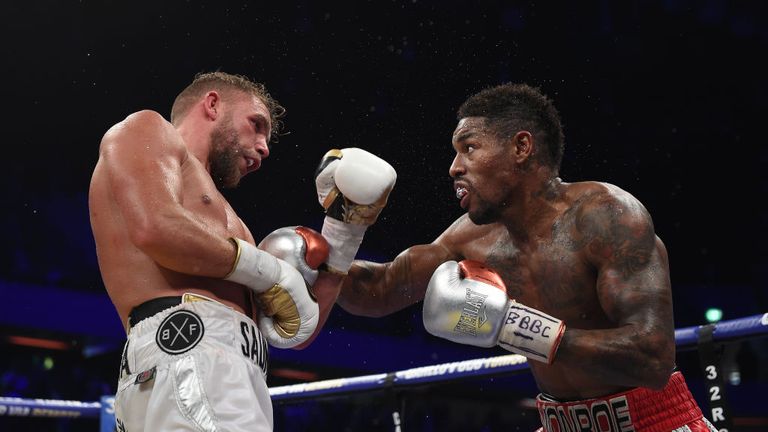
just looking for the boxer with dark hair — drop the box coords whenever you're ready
[89,71,395,431]
[338,83,716,431]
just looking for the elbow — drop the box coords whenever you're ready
[645,366,673,391]
[128,219,167,254]
[640,339,676,390]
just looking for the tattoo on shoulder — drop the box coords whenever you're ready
[576,197,656,280]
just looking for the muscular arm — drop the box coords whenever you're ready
[296,240,450,346]
[557,191,675,389]
[99,110,236,277]
[293,271,344,348]
[295,239,449,347]
[337,243,456,317]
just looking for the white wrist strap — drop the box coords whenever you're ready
[497,301,565,364]
[321,216,367,273]
[224,238,281,292]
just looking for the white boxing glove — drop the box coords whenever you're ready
[315,148,396,274]
[225,237,319,349]
[423,260,566,364]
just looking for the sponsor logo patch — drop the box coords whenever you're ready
[155,310,204,354]
[134,366,156,384]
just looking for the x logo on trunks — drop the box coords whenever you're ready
[169,318,190,345]
[155,310,205,355]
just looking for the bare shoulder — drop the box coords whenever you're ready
[101,110,178,150]
[569,180,652,226]
[434,213,499,254]
[567,181,660,269]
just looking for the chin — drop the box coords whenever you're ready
[225,177,242,189]
[214,173,241,190]
[467,209,497,225]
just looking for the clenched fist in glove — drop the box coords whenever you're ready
[315,148,396,274]
[224,232,323,349]
[258,226,329,288]
[423,260,566,364]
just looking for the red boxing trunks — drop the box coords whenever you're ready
[536,372,717,432]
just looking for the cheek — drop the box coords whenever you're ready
[475,158,506,181]
[480,166,514,199]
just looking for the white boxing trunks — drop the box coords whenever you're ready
[536,372,717,432]
[115,293,271,432]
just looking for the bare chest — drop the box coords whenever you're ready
[182,164,244,239]
[464,227,602,323]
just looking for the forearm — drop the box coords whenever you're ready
[556,324,675,389]
[336,260,394,317]
[132,211,237,278]
[294,272,344,349]
[338,244,451,317]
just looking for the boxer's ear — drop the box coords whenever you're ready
[203,91,221,120]
[511,131,533,163]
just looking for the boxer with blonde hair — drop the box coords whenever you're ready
[89,71,395,431]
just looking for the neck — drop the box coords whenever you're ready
[176,121,211,171]
[501,170,562,242]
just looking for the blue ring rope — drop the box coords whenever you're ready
[1,312,765,418]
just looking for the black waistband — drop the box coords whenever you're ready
[128,296,183,328]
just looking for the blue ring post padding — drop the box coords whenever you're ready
[2,312,766,425]
[99,396,116,432]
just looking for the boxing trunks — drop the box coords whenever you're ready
[536,372,717,432]
[114,293,272,432]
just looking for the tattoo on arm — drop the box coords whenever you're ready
[486,239,525,298]
[347,252,418,309]
[353,261,377,290]
[384,250,421,305]
[577,197,656,280]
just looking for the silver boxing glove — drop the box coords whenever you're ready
[225,234,322,349]
[258,226,329,287]
[423,260,565,364]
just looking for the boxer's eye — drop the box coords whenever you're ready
[251,117,268,134]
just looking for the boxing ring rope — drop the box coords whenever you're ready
[2,312,766,430]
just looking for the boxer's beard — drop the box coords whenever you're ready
[209,116,242,190]
[467,199,501,225]
[465,185,506,225]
